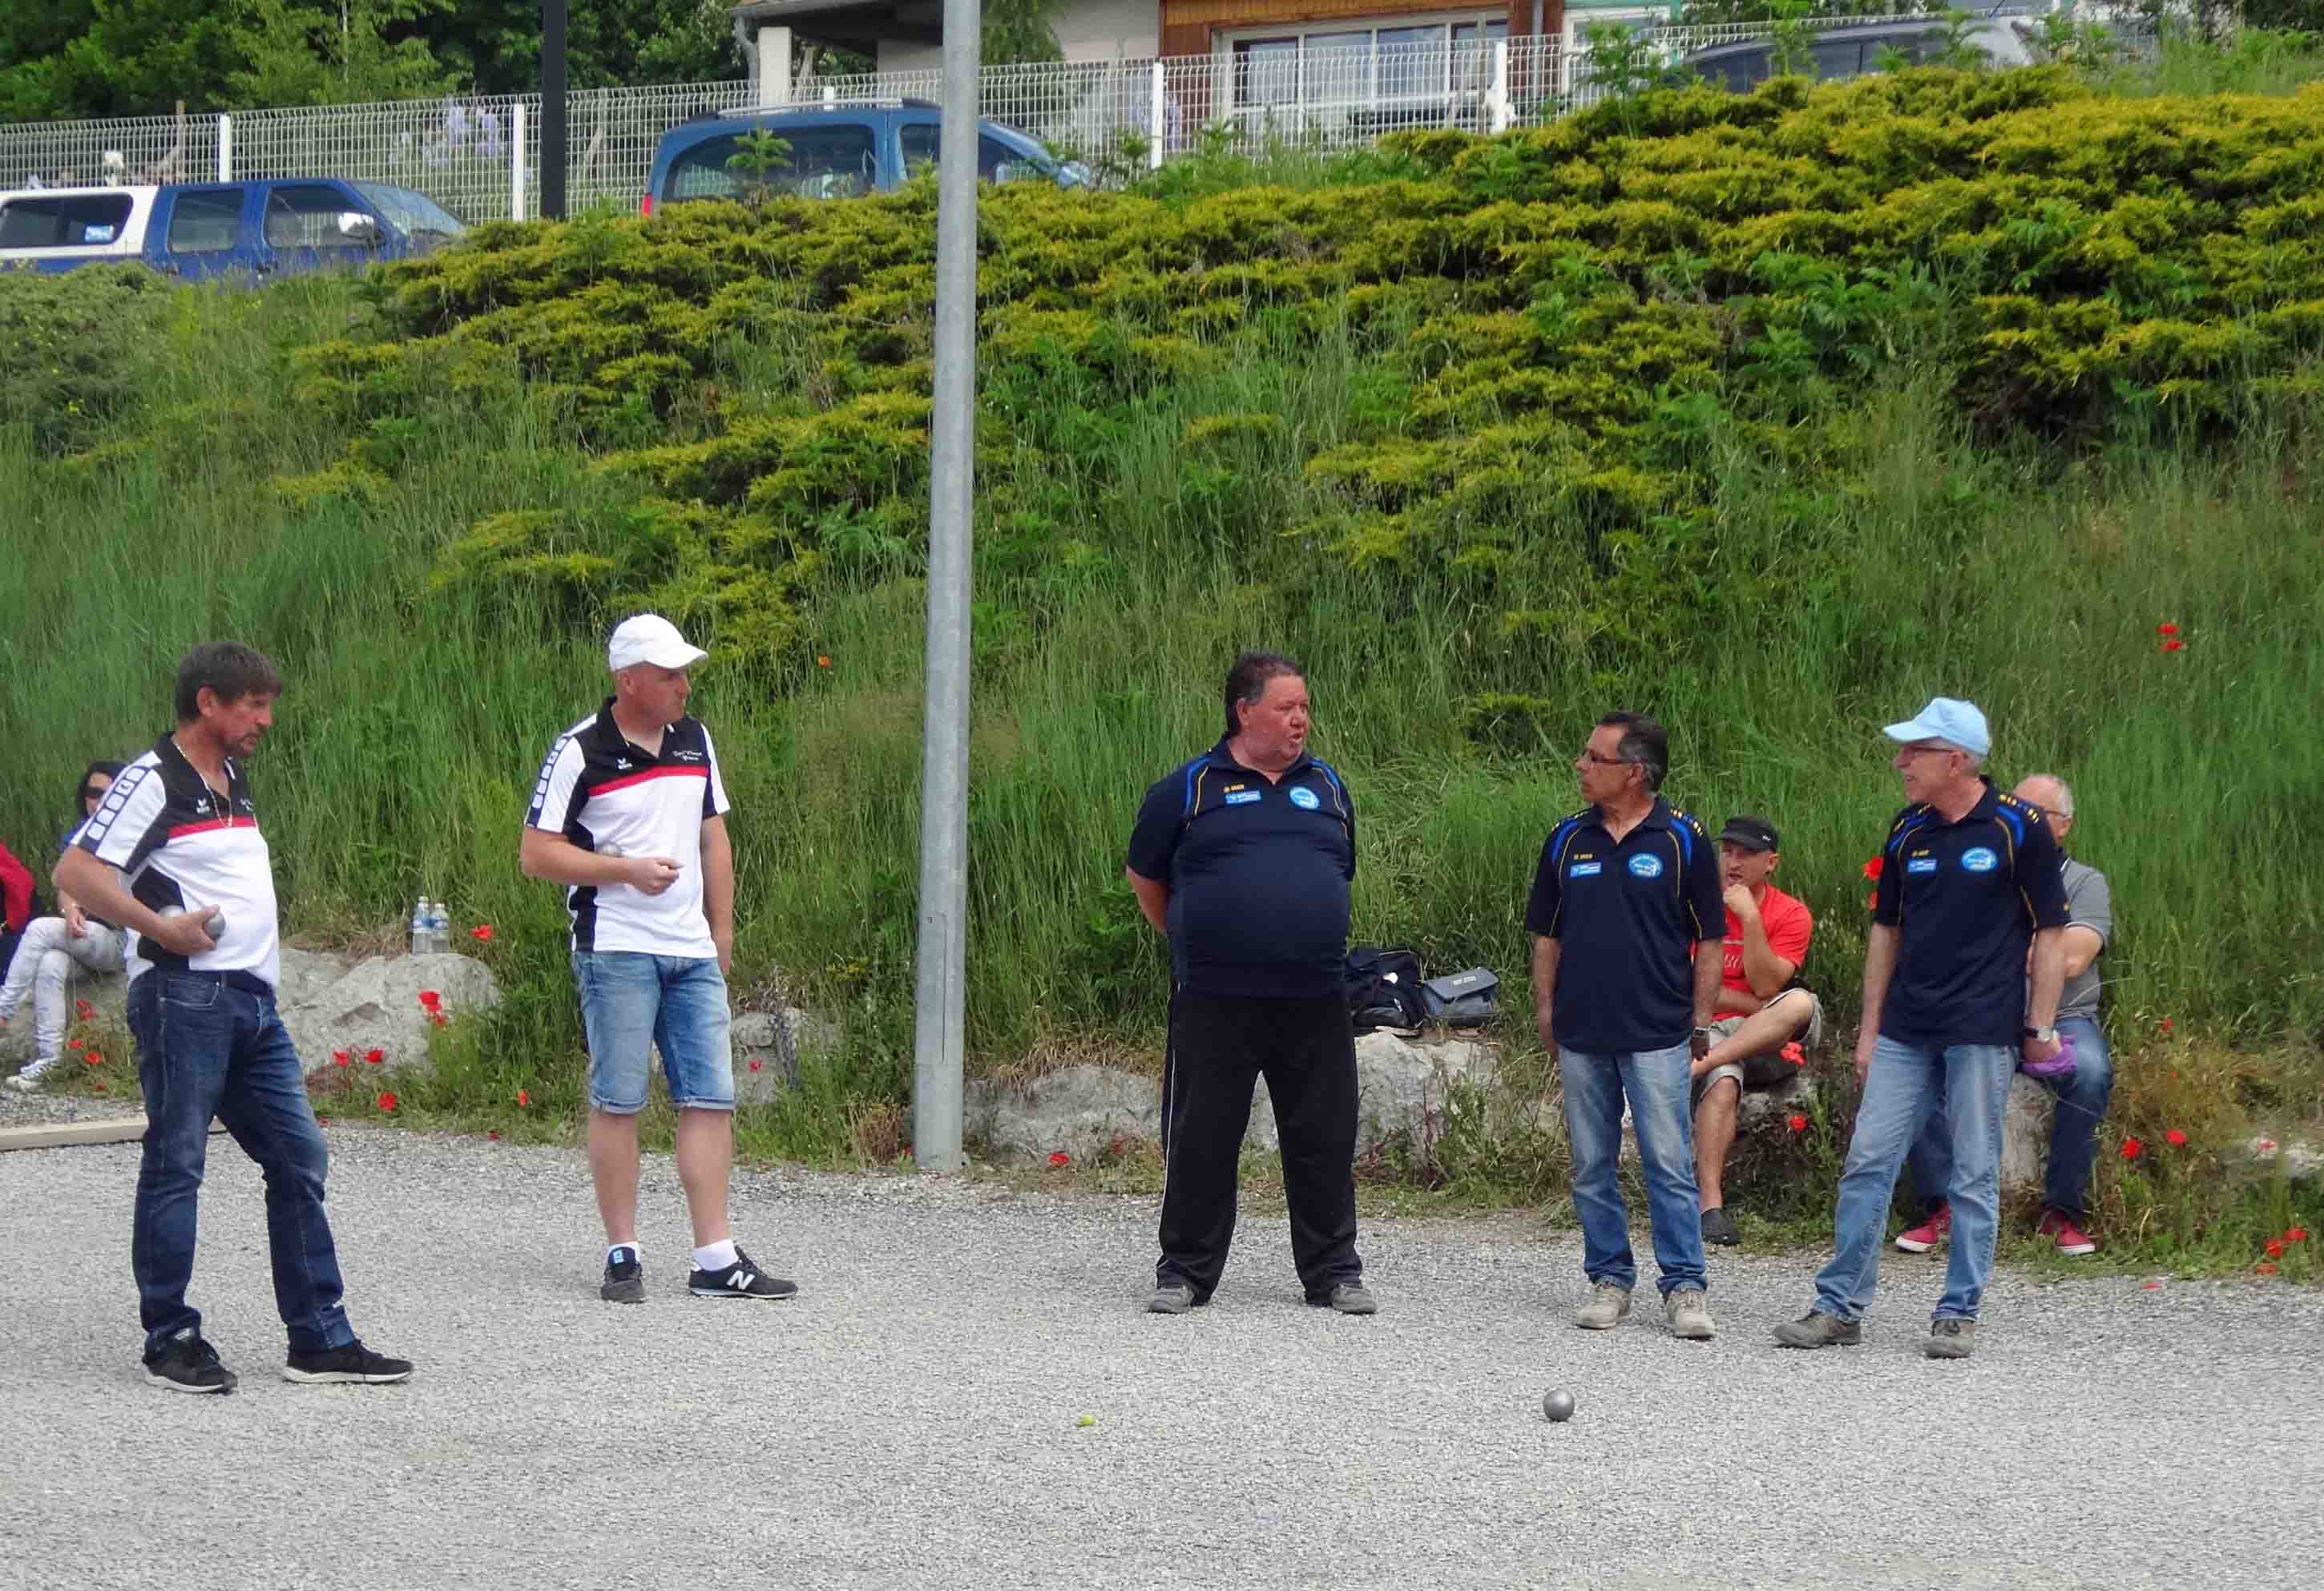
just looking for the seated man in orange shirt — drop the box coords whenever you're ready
[1693,815,1822,1247]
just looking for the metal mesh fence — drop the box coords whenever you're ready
[0,14,1979,222]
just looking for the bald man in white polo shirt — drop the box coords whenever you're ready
[521,615,795,1304]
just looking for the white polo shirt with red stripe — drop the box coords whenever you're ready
[75,733,283,987]
[526,700,732,958]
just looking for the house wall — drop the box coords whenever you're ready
[1157,0,1543,59]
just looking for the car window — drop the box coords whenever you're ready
[350,183,466,240]
[898,125,1048,183]
[667,126,878,201]
[0,193,134,249]
[166,189,244,254]
[264,184,369,250]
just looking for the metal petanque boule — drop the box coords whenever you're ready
[158,903,227,940]
[1543,1388,1577,1423]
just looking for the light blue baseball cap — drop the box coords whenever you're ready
[1883,697,1990,757]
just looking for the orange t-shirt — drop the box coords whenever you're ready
[1722,883,1813,997]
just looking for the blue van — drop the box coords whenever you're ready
[0,177,464,279]
[642,99,1088,213]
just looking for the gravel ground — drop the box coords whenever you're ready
[0,1080,139,1129]
[4,1127,2320,1591]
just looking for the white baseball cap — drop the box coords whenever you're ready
[607,613,707,672]
[1883,696,1991,758]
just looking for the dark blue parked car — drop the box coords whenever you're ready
[642,99,1087,213]
[0,177,464,279]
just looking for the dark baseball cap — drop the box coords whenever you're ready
[1718,815,1779,852]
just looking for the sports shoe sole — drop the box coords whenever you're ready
[281,1365,414,1384]
[144,1367,236,1394]
[1894,1233,1943,1254]
[688,1282,797,1299]
[1772,1321,1863,1348]
[1572,1307,1632,1331]
[1925,1339,1975,1359]
[2048,1238,2098,1256]
[600,1278,645,1303]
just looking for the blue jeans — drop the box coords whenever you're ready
[571,952,734,1113]
[126,971,354,1357]
[1907,1015,2115,1219]
[1559,1043,1706,1294]
[1816,1036,2012,1323]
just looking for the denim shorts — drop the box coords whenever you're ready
[571,951,734,1113]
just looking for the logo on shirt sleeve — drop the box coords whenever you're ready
[1960,847,1999,874]
[1288,785,1321,811]
[1627,853,1664,879]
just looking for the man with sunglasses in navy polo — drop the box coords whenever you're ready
[1775,697,2068,1360]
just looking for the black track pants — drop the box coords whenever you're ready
[1156,988,1362,1300]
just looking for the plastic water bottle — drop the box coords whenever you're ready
[428,899,451,954]
[410,897,430,956]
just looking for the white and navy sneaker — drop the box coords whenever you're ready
[688,1246,797,1300]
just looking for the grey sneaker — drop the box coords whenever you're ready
[599,1246,644,1304]
[1926,1318,1976,1359]
[6,1057,57,1093]
[1664,1286,1716,1339]
[1310,1280,1378,1315]
[1147,1280,1198,1314]
[1572,1280,1632,1331]
[1773,1310,1863,1349]
[1699,1207,1741,1247]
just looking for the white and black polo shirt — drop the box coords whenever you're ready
[526,700,732,958]
[75,733,282,987]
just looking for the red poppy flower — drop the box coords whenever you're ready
[1861,857,1883,882]
[2257,1138,2279,1153]
[2256,1262,2278,1275]
[516,1089,531,1107]
[92,1081,107,1093]
[430,1012,448,1028]
[2265,1239,2286,1258]
[487,1129,500,1141]
[83,1051,103,1066]
[333,1049,351,1066]
[67,1039,83,1051]
[2158,1018,2173,1033]
[365,1048,384,1064]
[1786,1113,1808,1133]
[2164,1129,2187,1147]
[470,924,494,942]
[1048,1151,1071,1166]
[816,655,832,668]
[1781,1041,1805,1064]
[2156,622,2178,636]
[2161,639,2184,652]
[748,1058,763,1072]
[2288,1227,2309,1243]
[75,999,95,1019]
[377,1092,398,1112]
[2120,1137,2143,1160]
[317,1114,331,1126]
[417,990,442,1010]
[2140,1279,2161,1290]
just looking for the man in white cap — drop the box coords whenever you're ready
[1774,697,2067,1359]
[520,615,794,1303]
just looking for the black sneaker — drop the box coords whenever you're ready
[601,1246,644,1304]
[1701,1207,1742,1247]
[1307,1280,1378,1315]
[143,1331,237,1395]
[283,1339,414,1384]
[688,1246,797,1300]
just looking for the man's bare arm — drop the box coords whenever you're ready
[1854,923,1898,1080]
[1531,935,1561,1055]
[700,814,735,975]
[1124,866,1169,935]
[53,849,212,956]
[520,827,682,896]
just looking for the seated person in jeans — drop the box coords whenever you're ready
[3,761,130,1092]
[1693,815,1822,1247]
[1896,773,2113,1257]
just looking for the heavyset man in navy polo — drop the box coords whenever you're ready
[522,614,794,1305]
[55,643,412,1393]
[1124,651,1375,1317]
[1775,697,2068,1360]
[1527,711,1726,1340]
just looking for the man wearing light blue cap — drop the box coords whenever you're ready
[1774,697,2069,1359]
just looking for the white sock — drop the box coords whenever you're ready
[693,1238,738,1271]
[607,1243,640,1264]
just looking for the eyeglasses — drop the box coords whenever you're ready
[1898,741,1955,759]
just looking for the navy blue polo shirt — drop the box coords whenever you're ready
[1126,740,1355,999]
[1874,781,2069,1048]
[1525,798,1725,1054]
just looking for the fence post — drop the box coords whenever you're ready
[1148,61,1165,170]
[216,114,231,181]
[510,100,527,221]
[1488,40,1511,132]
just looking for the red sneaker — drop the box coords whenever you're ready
[1894,1204,1951,1253]
[2036,1208,2098,1256]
